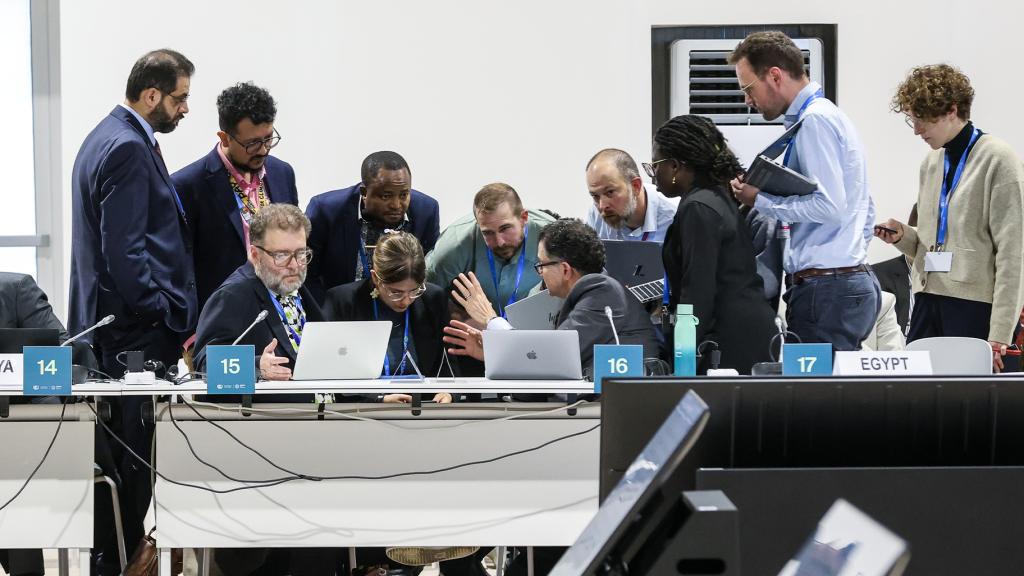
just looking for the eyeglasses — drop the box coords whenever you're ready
[533,260,564,274]
[903,114,933,130]
[380,283,427,301]
[641,159,671,179]
[253,245,313,266]
[161,90,189,106]
[230,128,282,154]
[738,77,758,95]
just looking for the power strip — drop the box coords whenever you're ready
[706,368,740,376]
[124,371,156,385]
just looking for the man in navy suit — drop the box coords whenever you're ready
[173,82,299,313]
[68,49,197,573]
[305,151,440,302]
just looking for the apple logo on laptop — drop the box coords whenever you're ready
[337,347,348,356]
[527,350,538,360]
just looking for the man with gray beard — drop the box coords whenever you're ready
[194,203,322,397]
[584,148,678,243]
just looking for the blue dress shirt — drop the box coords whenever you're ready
[753,82,875,273]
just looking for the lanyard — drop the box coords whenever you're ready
[373,299,410,376]
[268,290,305,349]
[782,88,825,167]
[640,231,652,242]
[937,128,981,248]
[486,225,529,318]
[358,236,371,279]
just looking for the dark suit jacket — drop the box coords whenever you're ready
[872,255,912,332]
[305,185,440,302]
[0,272,97,370]
[68,106,197,345]
[194,263,323,403]
[322,279,452,377]
[173,147,299,312]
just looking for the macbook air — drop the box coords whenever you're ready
[483,330,583,380]
[292,321,391,380]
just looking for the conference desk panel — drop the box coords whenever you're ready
[152,401,600,552]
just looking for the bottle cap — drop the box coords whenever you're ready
[676,304,693,315]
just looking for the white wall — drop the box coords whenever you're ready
[56,0,1024,320]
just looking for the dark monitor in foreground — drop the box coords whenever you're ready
[0,328,60,353]
[549,390,709,576]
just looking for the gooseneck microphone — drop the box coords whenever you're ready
[774,316,786,363]
[62,315,115,347]
[604,306,621,345]
[234,310,269,345]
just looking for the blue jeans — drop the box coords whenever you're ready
[784,271,881,351]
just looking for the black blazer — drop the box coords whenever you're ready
[663,186,777,374]
[322,279,452,378]
[194,263,323,403]
[871,255,911,333]
[69,106,197,343]
[173,147,299,313]
[305,185,440,303]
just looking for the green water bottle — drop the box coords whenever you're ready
[674,304,699,376]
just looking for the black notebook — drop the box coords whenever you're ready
[744,119,817,197]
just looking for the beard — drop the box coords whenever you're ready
[254,263,307,296]
[150,104,183,133]
[601,192,637,228]
[231,154,268,173]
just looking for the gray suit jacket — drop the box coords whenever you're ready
[0,272,67,338]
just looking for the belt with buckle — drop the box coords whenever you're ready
[790,264,870,285]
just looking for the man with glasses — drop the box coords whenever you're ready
[69,48,197,574]
[173,82,297,313]
[727,31,879,351]
[305,151,440,302]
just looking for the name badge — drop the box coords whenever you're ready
[833,351,933,376]
[593,344,644,393]
[23,346,72,396]
[0,353,24,386]
[207,345,256,395]
[924,251,953,272]
[782,343,833,376]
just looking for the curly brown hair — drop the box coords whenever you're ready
[891,64,974,121]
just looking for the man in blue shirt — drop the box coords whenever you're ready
[729,31,879,351]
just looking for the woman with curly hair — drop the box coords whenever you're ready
[646,115,777,373]
[875,64,1024,371]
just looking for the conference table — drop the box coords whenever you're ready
[124,378,601,576]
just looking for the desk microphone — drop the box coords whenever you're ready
[604,306,620,345]
[62,315,115,346]
[234,310,269,345]
[774,316,785,363]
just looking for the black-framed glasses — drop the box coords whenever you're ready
[641,158,671,179]
[533,260,564,274]
[253,245,313,266]
[161,90,189,106]
[380,283,427,302]
[231,128,282,154]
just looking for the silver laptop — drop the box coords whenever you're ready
[505,289,563,330]
[292,321,391,380]
[483,330,583,380]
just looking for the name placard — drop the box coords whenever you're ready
[0,353,24,386]
[593,344,644,393]
[833,351,933,376]
[23,346,72,396]
[207,345,256,395]
[782,343,833,376]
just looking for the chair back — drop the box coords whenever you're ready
[906,336,992,375]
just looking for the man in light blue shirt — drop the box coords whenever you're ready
[729,31,879,351]
[585,148,679,243]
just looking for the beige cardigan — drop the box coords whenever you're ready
[895,134,1024,343]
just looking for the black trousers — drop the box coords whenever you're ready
[92,321,181,575]
[0,549,43,576]
[907,293,1005,342]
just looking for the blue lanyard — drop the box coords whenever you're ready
[373,299,410,376]
[268,290,305,347]
[937,128,981,248]
[782,89,825,167]
[486,225,529,318]
[640,231,652,242]
[358,237,371,278]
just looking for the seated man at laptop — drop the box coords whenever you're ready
[445,218,658,372]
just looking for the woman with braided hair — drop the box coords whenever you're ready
[645,114,777,373]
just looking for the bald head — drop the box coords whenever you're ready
[586,149,644,229]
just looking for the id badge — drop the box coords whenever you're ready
[924,251,953,272]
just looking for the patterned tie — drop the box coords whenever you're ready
[276,293,305,352]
